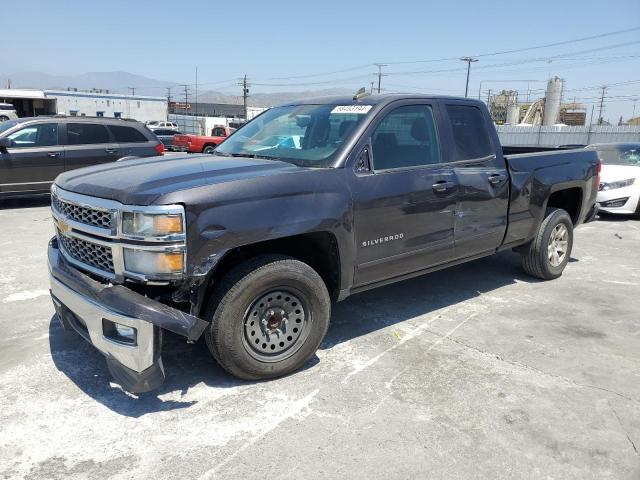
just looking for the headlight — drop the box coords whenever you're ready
[599,178,635,191]
[123,249,184,276]
[121,211,184,238]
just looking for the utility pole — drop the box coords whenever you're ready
[129,87,135,96]
[374,63,387,94]
[632,98,637,121]
[460,57,478,97]
[166,87,172,121]
[597,85,607,125]
[241,74,249,121]
[195,66,198,119]
[487,89,492,118]
[181,84,190,132]
[370,81,374,94]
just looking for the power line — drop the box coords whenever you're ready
[379,26,640,65]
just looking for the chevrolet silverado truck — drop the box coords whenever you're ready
[48,94,600,392]
[172,126,235,154]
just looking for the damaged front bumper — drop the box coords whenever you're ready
[48,237,208,393]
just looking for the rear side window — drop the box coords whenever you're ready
[66,123,110,145]
[371,105,440,170]
[109,125,148,143]
[445,105,493,161]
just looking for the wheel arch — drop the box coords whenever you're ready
[196,231,342,317]
[201,143,218,152]
[545,186,583,224]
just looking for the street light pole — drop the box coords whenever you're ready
[460,57,478,98]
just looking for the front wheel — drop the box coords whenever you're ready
[204,255,331,380]
[521,208,574,280]
[0,116,9,122]
[202,145,216,154]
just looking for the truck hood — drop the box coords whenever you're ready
[54,154,302,205]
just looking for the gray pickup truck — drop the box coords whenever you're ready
[48,94,600,392]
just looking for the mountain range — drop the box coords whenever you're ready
[0,71,352,107]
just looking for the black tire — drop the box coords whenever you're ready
[204,255,331,380]
[202,145,216,154]
[0,116,9,122]
[521,208,574,280]
[632,199,640,220]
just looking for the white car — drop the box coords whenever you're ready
[146,121,178,130]
[0,103,18,122]
[587,143,640,217]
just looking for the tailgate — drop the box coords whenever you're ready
[172,134,190,146]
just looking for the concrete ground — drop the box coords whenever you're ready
[0,199,639,480]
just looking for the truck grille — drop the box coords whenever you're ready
[58,232,115,274]
[52,194,112,230]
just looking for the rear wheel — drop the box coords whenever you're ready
[0,116,9,122]
[204,255,331,380]
[521,208,574,280]
[203,145,217,154]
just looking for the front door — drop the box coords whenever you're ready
[62,122,119,171]
[0,122,64,194]
[352,103,457,287]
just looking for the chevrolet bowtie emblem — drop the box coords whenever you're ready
[57,218,71,233]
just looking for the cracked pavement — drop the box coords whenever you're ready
[1,199,639,479]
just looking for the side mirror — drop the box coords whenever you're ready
[0,137,11,152]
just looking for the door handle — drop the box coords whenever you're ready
[105,148,118,154]
[488,174,507,185]
[47,152,61,158]
[432,181,455,193]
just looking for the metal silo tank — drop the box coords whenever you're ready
[543,76,563,126]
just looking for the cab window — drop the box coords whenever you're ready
[371,105,440,170]
[445,105,493,161]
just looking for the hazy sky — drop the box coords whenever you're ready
[3,0,640,121]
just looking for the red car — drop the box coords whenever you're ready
[173,125,235,154]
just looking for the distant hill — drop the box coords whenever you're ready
[197,88,353,107]
[0,71,354,106]
[0,71,178,97]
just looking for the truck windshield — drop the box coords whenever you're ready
[214,104,371,167]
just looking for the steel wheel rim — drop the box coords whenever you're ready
[547,223,569,267]
[242,289,311,362]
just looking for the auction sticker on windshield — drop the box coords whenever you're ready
[331,105,373,114]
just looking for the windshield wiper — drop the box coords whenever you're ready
[219,152,280,160]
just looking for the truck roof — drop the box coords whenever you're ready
[277,93,484,108]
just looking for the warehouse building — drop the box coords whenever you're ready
[0,88,167,123]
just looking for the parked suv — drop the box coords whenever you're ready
[0,103,18,122]
[0,116,164,198]
[147,121,178,130]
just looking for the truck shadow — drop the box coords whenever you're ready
[0,195,50,210]
[322,250,541,349]
[49,249,545,417]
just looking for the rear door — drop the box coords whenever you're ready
[0,122,64,194]
[443,103,509,258]
[352,101,457,287]
[108,124,156,157]
[62,122,118,170]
